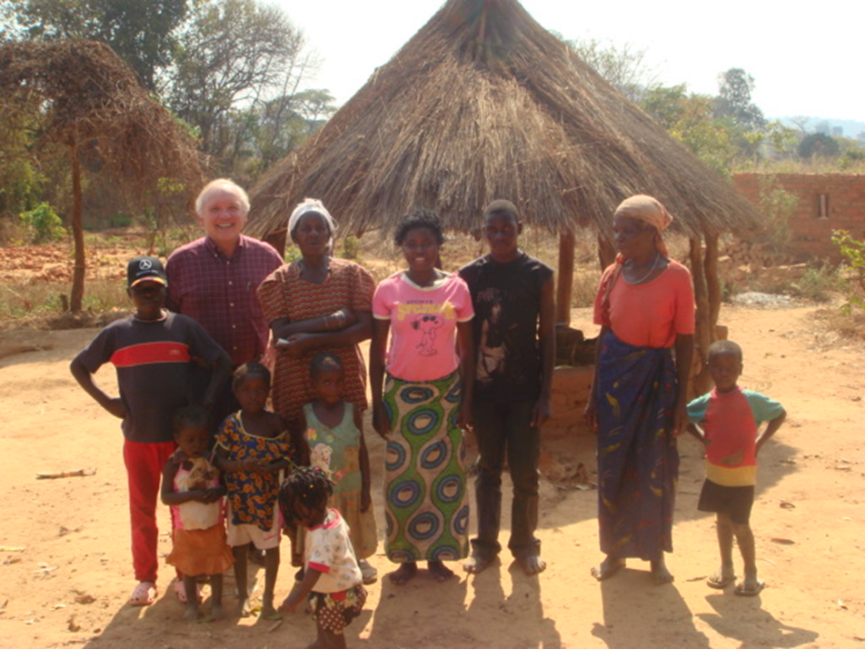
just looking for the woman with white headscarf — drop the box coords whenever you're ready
[258,198,376,429]
[584,195,695,585]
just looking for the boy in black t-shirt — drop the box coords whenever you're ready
[71,256,231,606]
[459,200,556,575]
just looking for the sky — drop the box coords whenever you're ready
[276,0,864,126]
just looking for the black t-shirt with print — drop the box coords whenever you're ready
[459,253,553,403]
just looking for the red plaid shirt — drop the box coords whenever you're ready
[166,235,283,365]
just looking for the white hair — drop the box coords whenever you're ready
[196,178,250,214]
[288,198,337,239]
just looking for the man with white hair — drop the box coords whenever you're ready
[166,178,283,420]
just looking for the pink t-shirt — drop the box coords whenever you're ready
[593,260,695,348]
[373,271,474,382]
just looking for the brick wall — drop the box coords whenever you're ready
[733,173,865,261]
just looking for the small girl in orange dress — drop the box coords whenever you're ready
[161,405,234,621]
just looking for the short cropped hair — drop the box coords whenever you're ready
[232,361,271,391]
[173,404,211,433]
[310,351,344,379]
[707,339,743,363]
[484,199,519,222]
[278,466,333,526]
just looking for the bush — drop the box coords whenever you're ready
[341,235,361,260]
[19,203,66,242]
[831,229,865,311]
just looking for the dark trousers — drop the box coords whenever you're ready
[471,400,541,559]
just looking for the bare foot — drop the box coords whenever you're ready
[706,566,736,589]
[591,556,625,581]
[389,562,418,586]
[517,555,547,575]
[260,602,282,620]
[183,605,201,621]
[428,560,455,582]
[651,558,674,584]
[209,603,225,621]
[237,597,252,618]
[463,553,494,574]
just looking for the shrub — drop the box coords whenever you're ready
[19,203,66,242]
[831,229,865,312]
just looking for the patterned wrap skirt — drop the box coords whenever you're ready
[382,370,469,562]
[595,331,679,560]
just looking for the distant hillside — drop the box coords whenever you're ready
[775,116,865,139]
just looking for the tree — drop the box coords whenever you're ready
[566,37,657,102]
[714,68,765,131]
[798,133,840,159]
[0,40,202,312]
[167,0,316,173]
[2,0,188,91]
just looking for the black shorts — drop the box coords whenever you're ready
[698,479,755,525]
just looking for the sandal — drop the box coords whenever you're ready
[359,559,378,585]
[129,581,157,606]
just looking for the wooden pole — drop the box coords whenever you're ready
[689,237,712,396]
[705,233,721,331]
[556,230,575,326]
[69,137,86,313]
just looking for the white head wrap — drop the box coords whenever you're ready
[287,198,337,239]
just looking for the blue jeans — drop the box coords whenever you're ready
[471,400,541,559]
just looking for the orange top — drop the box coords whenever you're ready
[593,260,695,348]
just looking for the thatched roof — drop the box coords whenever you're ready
[0,39,203,195]
[247,0,762,245]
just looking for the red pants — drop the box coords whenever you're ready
[123,439,177,583]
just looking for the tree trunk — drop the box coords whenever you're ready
[689,237,712,396]
[70,138,86,313]
[555,230,575,326]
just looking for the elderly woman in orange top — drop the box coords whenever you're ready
[584,195,695,585]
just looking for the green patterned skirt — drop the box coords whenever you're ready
[383,370,469,562]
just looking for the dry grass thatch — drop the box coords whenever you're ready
[0,39,203,194]
[247,0,763,245]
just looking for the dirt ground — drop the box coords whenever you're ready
[1,300,864,649]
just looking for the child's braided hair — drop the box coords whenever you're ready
[279,466,333,526]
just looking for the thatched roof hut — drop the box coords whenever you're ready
[246,0,763,389]
[247,0,761,246]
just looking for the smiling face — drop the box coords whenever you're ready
[197,188,248,251]
[401,226,440,274]
[291,212,332,259]
[708,352,742,393]
[127,280,166,320]
[483,212,521,262]
[175,424,210,459]
[312,367,345,407]
[613,215,657,260]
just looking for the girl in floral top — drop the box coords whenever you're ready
[214,362,309,618]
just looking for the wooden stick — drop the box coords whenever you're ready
[36,468,96,480]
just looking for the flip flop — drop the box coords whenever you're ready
[706,573,736,589]
[130,581,157,606]
[735,579,765,597]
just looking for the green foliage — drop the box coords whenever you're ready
[757,179,798,256]
[714,68,765,131]
[340,235,361,260]
[798,133,840,159]
[832,229,865,311]
[794,264,842,303]
[19,202,66,242]
[284,245,302,263]
[5,0,188,90]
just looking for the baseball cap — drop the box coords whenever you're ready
[127,256,168,288]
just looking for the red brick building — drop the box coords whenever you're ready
[734,173,865,261]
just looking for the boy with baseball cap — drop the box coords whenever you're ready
[71,256,232,606]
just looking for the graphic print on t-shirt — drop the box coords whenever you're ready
[398,300,456,358]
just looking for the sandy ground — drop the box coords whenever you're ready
[1,303,864,649]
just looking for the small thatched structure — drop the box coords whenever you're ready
[0,39,204,311]
[247,0,764,390]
